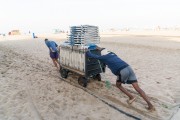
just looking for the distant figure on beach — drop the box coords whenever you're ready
[32,33,38,38]
[45,39,60,69]
[33,33,35,38]
[86,45,155,111]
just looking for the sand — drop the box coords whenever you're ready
[0,33,180,120]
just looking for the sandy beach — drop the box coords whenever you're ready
[0,33,180,120]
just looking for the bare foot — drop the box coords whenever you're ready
[56,67,60,71]
[146,106,156,112]
[127,97,136,104]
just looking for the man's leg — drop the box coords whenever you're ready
[132,82,154,110]
[52,59,58,68]
[116,81,135,102]
[55,59,60,66]
[55,59,60,69]
[55,52,60,68]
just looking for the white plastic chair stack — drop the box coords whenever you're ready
[68,25,100,45]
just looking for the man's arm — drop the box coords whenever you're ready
[86,51,101,59]
[49,47,54,52]
[54,42,59,52]
[55,42,58,47]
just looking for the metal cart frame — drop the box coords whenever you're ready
[59,49,105,87]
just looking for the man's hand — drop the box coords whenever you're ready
[84,48,90,52]
[58,46,60,52]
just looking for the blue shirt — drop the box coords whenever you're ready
[86,51,129,75]
[45,41,58,52]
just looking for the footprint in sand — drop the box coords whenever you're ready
[61,102,67,110]
[85,117,92,120]
[7,116,19,120]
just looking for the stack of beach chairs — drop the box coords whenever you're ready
[68,25,100,45]
[60,25,100,72]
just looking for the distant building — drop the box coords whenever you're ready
[0,33,5,36]
[9,30,21,35]
[53,29,66,34]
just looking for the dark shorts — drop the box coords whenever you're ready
[50,52,59,59]
[116,66,137,84]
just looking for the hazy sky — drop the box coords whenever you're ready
[0,0,180,33]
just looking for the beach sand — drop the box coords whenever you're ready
[0,33,180,120]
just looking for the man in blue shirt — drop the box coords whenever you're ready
[45,39,59,69]
[86,45,155,111]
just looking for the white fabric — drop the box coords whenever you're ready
[101,49,110,56]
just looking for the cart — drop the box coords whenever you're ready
[59,45,105,87]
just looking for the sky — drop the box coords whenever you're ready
[0,0,180,33]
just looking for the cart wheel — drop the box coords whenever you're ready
[95,74,101,81]
[60,68,68,78]
[78,76,87,87]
